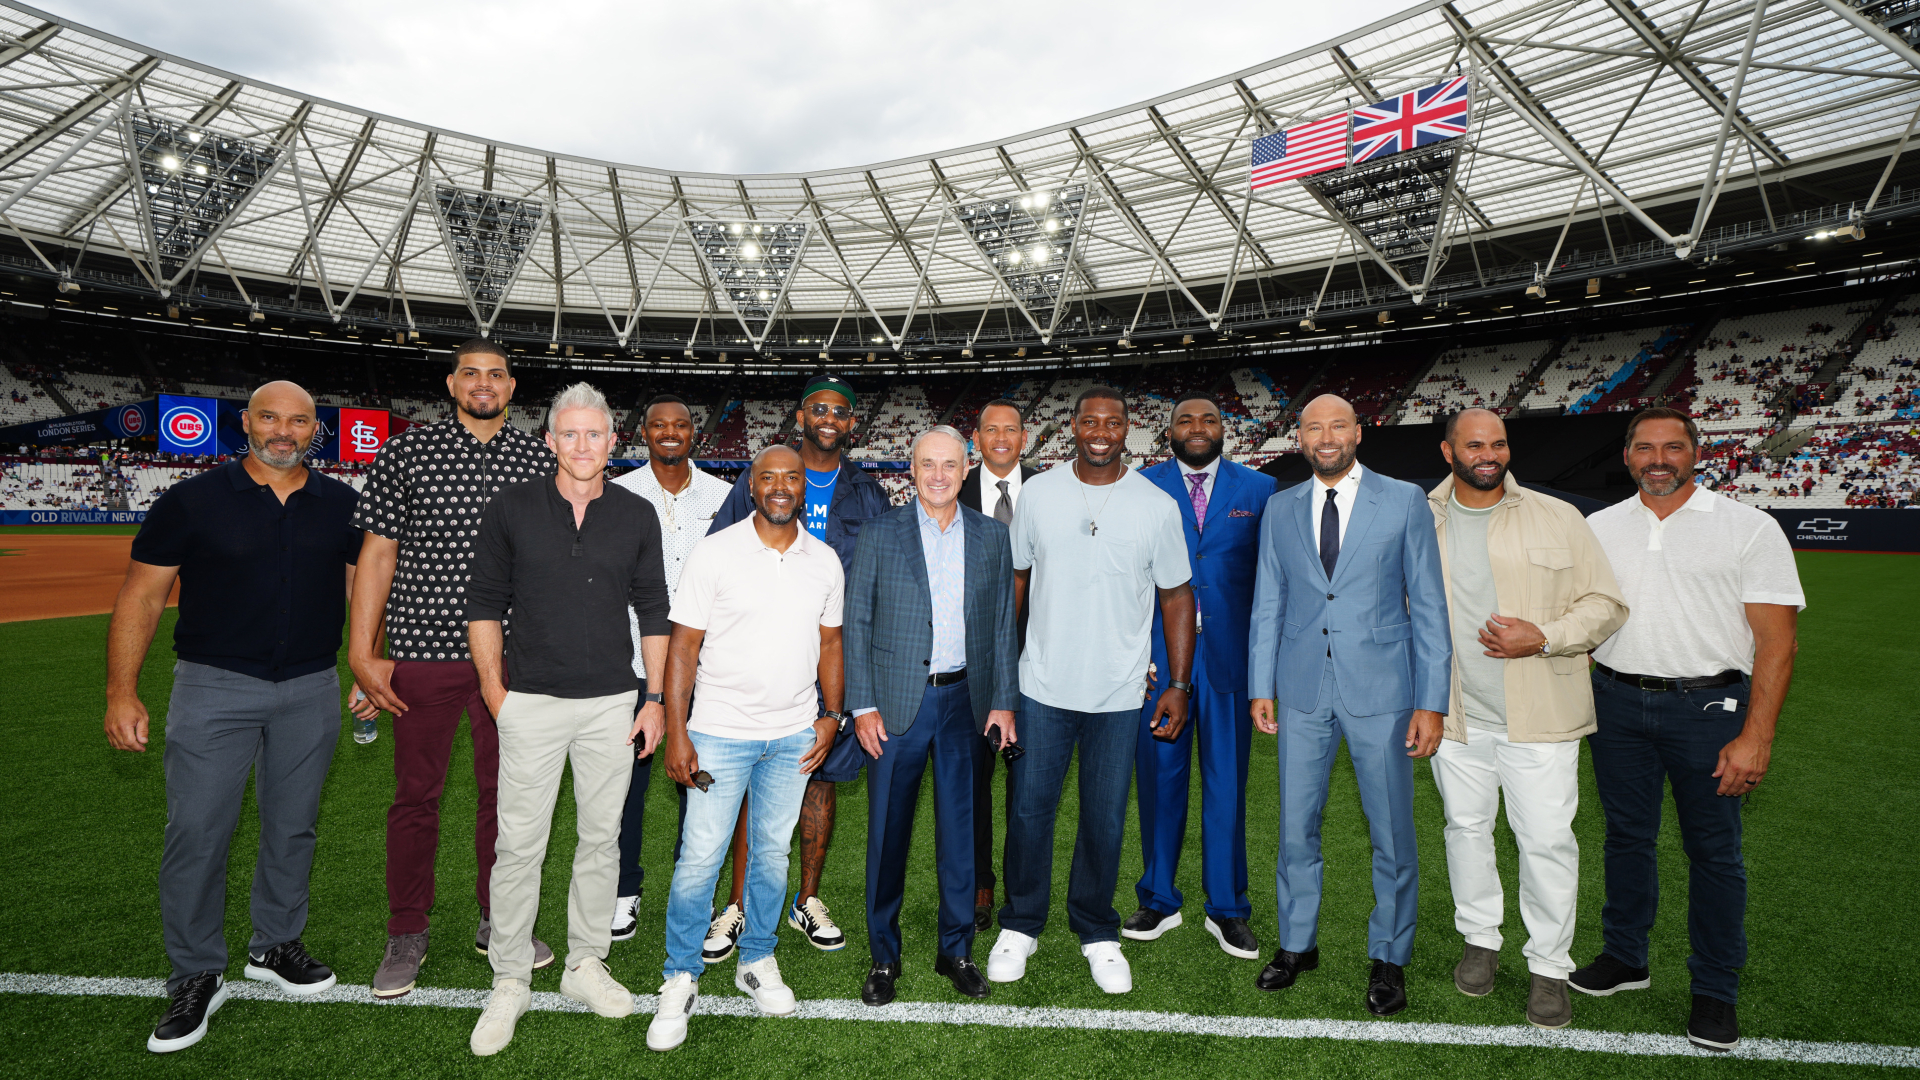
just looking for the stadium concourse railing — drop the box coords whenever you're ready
[6,190,1920,360]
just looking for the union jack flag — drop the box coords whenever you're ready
[1350,76,1471,164]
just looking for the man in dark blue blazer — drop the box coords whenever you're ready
[845,425,1019,1007]
[1124,395,1276,960]
[1248,394,1450,1017]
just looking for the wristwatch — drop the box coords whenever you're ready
[643,691,664,705]
[1537,638,1552,657]
[1167,679,1195,696]
[821,709,852,732]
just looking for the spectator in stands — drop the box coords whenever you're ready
[607,395,733,945]
[988,386,1195,995]
[844,425,1019,1006]
[348,339,556,1000]
[1576,407,1804,1054]
[1426,408,1627,1030]
[463,382,671,1056]
[1247,393,1449,1017]
[705,375,888,956]
[105,380,370,1053]
[956,397,1037,930]
[1121,395,1276,961]
[647,444,846,1052]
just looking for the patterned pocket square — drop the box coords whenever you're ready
[1229,508,1256,518]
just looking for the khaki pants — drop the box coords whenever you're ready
[488,689,636,984]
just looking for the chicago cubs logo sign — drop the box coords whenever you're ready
[117,405,146,436]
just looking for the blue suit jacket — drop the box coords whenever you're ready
[1141,458,1277,691]
[1247,467,1451,718]
[844,503,1020,735]
[710,456,891,575]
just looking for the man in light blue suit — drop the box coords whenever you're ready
[844,426,1020,1007]
[1247,393,1450,1017]
[1124,395,1277,960]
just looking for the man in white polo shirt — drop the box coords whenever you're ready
[1574,408,1803,1055]
[646,444,847,1052]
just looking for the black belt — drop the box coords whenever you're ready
[1595,663,1742,692]
[929,667,967,687]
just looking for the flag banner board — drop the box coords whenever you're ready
[1351,75,1471,164]
[0,399,154,447]
[336,408,391,462]
[1251,113,1349,189]
[157,395,219,454]
[1768,509,1920,553]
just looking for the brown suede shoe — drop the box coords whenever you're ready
[1454,943,1499,997]
[1528,974,1573,1029]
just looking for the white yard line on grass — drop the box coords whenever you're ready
[2,971,1914,1069]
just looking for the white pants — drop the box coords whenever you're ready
[1429,726,1580,978]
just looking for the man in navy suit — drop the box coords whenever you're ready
[1123,395,1276,960]
[845,425,1020,1007]
[1248,393,1450,1017]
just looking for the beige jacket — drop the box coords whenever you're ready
[1429,473,1629,743]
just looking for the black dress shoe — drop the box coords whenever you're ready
[1205,916,1261,959]
[862,962,901,1007]
[1254,947,1319,991]
[935,954,992,999]
[1120,906,1183,941]
[1367,959,1408,1016]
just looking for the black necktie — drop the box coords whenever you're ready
[1320,486,1340,580]
[994,480,1013,524]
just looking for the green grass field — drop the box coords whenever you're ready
[0,551,1912,1078]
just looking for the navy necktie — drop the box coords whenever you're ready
[1320,486,1340,580]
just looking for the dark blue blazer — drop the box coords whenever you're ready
[843,503,1020,735]
[710,456,891,575]
[1140,458,1276,692]
[1247,466,1451,718]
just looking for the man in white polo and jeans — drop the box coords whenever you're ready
[1574,407,1803,1054]
[648,443,846,1052]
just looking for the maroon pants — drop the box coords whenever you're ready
[386,660,500,935]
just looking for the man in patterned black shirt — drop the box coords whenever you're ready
[348,339,554,998]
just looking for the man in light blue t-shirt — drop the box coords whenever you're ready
[985,386,1195,997]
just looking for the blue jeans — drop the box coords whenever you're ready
[661,728,814,979]
[1588,670,1751,1004]
[998,695,1139,945]
[865,679,976,964]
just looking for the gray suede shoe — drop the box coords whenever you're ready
[1528,974,1573,1029]
[475,916,555,969]
[373,932,429,999]
[1453,943,1499,997]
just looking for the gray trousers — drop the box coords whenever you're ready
[161,661,340,992]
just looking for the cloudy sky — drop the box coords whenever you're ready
[39,0,1415,174]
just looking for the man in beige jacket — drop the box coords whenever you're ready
[1428,409,1627,1030]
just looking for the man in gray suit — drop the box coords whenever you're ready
[845,425,1020,1006]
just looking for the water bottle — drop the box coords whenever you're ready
[351,689,377,744]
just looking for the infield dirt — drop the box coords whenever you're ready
[0,534,175,622]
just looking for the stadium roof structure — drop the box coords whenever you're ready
[2,0,1920,363]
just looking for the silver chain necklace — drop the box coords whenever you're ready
[1074,459,1121,536]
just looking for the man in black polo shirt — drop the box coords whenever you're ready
[105,380,368,1054]
[463,382,672,1057]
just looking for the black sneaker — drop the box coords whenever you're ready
[147,972,229,1053]
[1120,907,1182,941]
[244,938,337,996]
[1569,952,1650,997]
[611,893,640,943]
[1688,994,1740,1052]
[1204,916,1260,959]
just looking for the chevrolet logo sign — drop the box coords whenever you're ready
[1795,517,1848,533]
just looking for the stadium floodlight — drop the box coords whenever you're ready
[952,184,1091,314]
[429,185,547,335]
[124,110,284,295]
[687,218,811,340]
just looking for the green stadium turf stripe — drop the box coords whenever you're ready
[2,971,1914,1067]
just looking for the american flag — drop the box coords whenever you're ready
[1249,113,1349,189]
[1350,76,1471,164]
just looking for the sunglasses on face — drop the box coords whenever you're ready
[806,403,852,419]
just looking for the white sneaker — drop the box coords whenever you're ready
[647,973,699,1052]
[611,894,639,942]
[986,929,1039,983]
[703,903,745,963]
[560,955,633,1018]
[469,978,531,1057]
[734,955,798,1016]
[1082,941,1132,994]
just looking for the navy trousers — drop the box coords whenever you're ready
[616,747,688,897]
[1134,653,1252,919]
[1274,659,1419,966]
[865,678,977,964]
[1588,670,1751,1004]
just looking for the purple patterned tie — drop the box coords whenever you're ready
[1188,472,1208,531]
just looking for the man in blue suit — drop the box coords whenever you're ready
[1124,395,1276,960]
[845,425,1019,1007]
[1248,393,1450,1017]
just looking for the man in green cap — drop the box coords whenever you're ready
[700,374,891,955]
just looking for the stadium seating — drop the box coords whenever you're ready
[1400,340,1552,423]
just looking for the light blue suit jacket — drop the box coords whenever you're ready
[1247,467,1451,718]
[844,503,1021,735]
